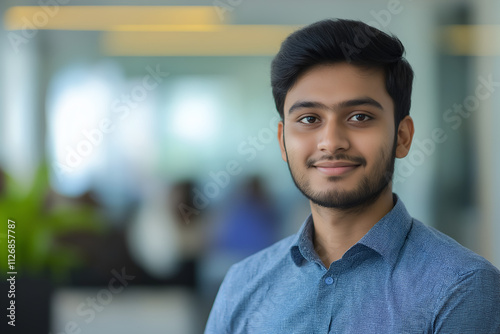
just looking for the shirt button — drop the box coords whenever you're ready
[324,277,334,285]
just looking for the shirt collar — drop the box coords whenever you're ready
[290,193,413,267]
[290,214,319,267]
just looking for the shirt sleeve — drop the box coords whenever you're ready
[432,268,500,333]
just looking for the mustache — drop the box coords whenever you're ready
[306,153,366,168]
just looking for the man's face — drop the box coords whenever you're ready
[278,63,397,210]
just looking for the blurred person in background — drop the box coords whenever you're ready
[126,179,208,287]
[211,176,279,257]
[205,19,500,333]
[200,176,279,302]
[170,180,207,266]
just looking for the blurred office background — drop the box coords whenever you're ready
[0,0,499,333]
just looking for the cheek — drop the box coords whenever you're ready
[354,131,390,162]
[285,129,316,158]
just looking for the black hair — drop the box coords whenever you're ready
[271,19,414,128]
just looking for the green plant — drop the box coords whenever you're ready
[0,164,105,281]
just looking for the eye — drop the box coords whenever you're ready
[299,116,318,124]
[349,114,372,122]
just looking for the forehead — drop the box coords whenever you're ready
[283,63,393,115]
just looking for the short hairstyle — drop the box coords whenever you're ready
[271,19,414,127]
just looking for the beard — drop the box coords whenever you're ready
[284,137,396,212]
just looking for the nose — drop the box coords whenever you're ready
[317,119,350,154]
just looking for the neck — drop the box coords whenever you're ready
[311,186,394,268]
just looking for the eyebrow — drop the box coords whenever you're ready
[287,97,384,115]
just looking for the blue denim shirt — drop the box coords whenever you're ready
[205,194,500,333]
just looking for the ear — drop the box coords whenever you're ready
[395,115,414,158]
[277,121,287,162]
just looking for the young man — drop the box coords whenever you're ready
[204,19,500,333]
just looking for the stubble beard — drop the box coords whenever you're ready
[284,137,397,213]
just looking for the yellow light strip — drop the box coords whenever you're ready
[442,25,500,56]
[4,6,300,56]
[109,25,225,32]
[101,25,300,56]
[4,6,221,31]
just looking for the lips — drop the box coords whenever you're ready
[314,161,360,168]
[313,161,361,176]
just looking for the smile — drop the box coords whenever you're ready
[313,161,361,176]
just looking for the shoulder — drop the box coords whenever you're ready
[208,234,297,326]
[224,233,297,283]
[406,219,499,276]
[205,233,301,333]
[401,218,500,309]
[392,219,500,331]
